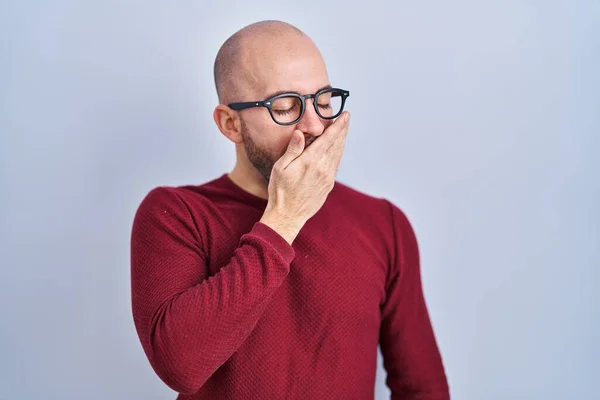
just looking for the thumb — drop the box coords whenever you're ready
[288,130,304,152]
[277,130,305,168]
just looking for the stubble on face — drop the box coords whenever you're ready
[241,119,320,184]
[241,119,278,184]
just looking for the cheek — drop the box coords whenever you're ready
[246,118,294,157]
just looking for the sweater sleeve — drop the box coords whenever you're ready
[130,187,295,394]
[379,201,450,400]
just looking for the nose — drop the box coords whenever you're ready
[296,98,325,138]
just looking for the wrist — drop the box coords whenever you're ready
[260,209,305,245]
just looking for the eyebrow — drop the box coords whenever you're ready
[262,84,333,100]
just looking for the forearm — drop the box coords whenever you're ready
[390,382,450,400]
[133,223,294,394]
[382,200,450,399]
[384,327,450,400]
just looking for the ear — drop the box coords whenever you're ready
[213,104,243,143]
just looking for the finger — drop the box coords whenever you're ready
[325,129,349,173]
[331,112,351,145]
[303,111,349,157]
[322,112,350,167]
[323,111,350,157]
[274,130,305,169]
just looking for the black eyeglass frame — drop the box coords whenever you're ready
[228,87,350,126]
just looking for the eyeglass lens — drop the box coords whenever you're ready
[270,90,343,124]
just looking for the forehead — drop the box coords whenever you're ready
[245,39,330,98]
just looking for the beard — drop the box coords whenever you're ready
[241,119,279,184]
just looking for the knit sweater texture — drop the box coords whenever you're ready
[130,174,449,399]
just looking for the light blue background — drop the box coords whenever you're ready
[1,1,598,399]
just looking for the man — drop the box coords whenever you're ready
[130,20,449,399]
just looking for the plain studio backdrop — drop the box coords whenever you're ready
[1,1,598,399]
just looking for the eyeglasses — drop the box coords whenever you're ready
[228,87,350,126]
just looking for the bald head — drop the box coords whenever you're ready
[214,20,323,104]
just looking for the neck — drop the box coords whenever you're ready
[228,161,269,200]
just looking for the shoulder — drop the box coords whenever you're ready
[135,184,214,216]
[331,180,417,249]
[131,184,218,238]
[331,180,409,223]
[331,180,387,209]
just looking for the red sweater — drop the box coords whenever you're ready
[130,174,449,399]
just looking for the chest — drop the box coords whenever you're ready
[205,206,390,335]
[281,226,388,326]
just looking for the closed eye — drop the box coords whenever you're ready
[273,103,301,115]
[273,108,294,115]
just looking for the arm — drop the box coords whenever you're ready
[130,187,295,394]
[379,201,450,399]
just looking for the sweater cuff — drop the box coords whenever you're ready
[251,222,296,264]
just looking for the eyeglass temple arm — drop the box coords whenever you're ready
[228,101,268,111]
[330,90,350,98]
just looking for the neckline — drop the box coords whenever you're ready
[219,173,269,209]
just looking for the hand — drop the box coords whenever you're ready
[262,111,351,237]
